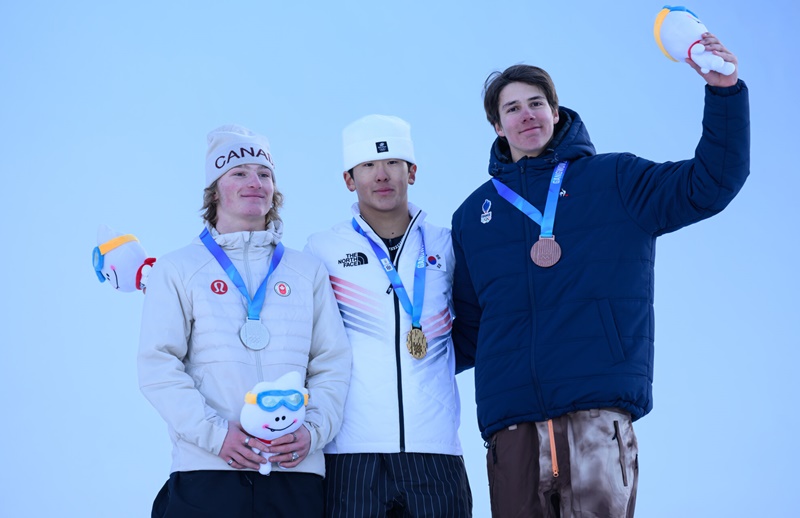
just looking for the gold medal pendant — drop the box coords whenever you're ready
[407,326,428,359]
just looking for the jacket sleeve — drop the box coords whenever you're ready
[450,221,479,373]
[302,259,352,454]
[617,80,750,235]
[137,257,229,455]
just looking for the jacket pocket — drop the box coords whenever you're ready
[598,299,625,363]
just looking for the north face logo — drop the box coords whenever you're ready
[338,252,369,267]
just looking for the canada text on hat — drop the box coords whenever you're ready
[205,124,274,187]
[342,114,415,172]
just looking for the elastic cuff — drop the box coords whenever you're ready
[707,79,746,97]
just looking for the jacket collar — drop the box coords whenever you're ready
[350,202,426,241]
[206,220,284,249]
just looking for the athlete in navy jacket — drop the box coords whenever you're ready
[451,33,748,517]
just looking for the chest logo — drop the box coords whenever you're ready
[274,281,291,297]
[338,252,369,267]
[210,280,228,295]
[481,199,492,224]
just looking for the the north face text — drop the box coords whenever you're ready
[338,252,369,267]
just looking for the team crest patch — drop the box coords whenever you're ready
[338,252,369,267]
[274,281,291,297]
[481,199,492,224]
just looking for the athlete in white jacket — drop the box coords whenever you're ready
[305,115,472,517]
[139,125,351,518]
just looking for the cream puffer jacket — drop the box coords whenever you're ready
[138,222,351,476]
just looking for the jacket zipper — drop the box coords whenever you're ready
[519,161,548,417]
[361,210,423,453]
[390,210,422,453]
[243,232,264,383]
[393,290,405,452]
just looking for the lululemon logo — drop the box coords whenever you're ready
[211,280,228,294]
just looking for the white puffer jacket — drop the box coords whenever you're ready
[138,222,351,476]
[305,203,462,455]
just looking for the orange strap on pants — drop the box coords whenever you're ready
[547,419,559,477]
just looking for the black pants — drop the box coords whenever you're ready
[324,453,472,517]
[152,470,323,518]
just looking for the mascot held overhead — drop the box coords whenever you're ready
[654,5,736,75]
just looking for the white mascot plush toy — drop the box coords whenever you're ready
[240,371,309,475]
[93,224,156,293]
[654,5,736,75]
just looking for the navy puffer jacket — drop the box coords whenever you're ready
[452,81,749,441]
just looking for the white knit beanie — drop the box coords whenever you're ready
[342,114,415,172]
[205,124,275,187]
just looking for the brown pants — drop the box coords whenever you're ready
[486,409,638,518]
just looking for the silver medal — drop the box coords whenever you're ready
[240,319,270,350]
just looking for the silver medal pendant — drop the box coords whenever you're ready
[531,236,561,268]
[240,319,270,350]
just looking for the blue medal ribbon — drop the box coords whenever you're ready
[492,161,569,238]
[199,228,284,321]
[351,218,426,329]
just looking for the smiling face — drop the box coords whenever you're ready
[240,372,307,442]
[240,399,306,441]
[344,159,417,222]
[494,81,559,162]
[214,164,274,233]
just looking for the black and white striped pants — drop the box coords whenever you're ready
[324,452,472,517]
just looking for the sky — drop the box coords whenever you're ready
[2,0,798,516]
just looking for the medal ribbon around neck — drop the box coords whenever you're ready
[199,228,284,322]
[491,161,568,237]
[351,218,426,332]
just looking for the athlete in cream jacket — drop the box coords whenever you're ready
[138,222,351,476]
[305,203,462,455]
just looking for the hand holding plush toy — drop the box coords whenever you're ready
[93,224,156,293]
[240,371,309,475]
[654,5,736,75]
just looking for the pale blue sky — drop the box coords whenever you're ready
[2,1,798,516]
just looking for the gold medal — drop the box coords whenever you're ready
[531,236,561,268]
[406,326,428,359]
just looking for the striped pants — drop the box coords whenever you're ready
[324,452,472,517]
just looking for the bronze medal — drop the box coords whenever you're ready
[531,236,561,268]
[406,326,428,359]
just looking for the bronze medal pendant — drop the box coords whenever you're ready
[531,236,561,268]
[407,326,428,359]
